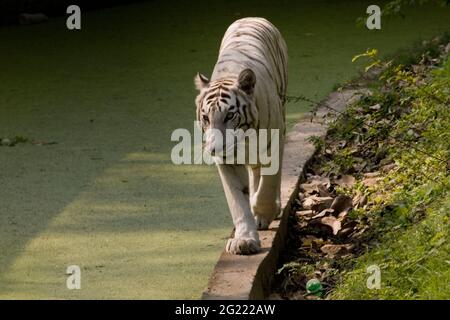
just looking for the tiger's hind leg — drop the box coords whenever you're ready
[250,167,282,230]
[217,164,261,255]
[250,138,284,230]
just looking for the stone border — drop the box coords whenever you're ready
[202,88,369,300]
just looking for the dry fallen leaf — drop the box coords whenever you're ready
[337,227,354,238]
[333,175,356,188]
[320,243,353,256]
[296,210,314,218]
[311,208,334,220]
[300,177,331,195]
[300,183,318,195]
[330,195,353,215]
[337,210,348,220]
[301,196,316,210]
[306,175,331,185]
[317,184,333,197]
[380,163,397,172]
[320,216,342,235]
[353,194,368,209]
[362,177,381,187]
[302,196,334,212]
[363,171,380,178]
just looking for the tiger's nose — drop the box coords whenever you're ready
[205,137,216,155]
[205,128,223,156]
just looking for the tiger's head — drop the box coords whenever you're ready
[194,68,259,156]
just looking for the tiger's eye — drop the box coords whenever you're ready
[202,115,209,123]
[225,112,234,121]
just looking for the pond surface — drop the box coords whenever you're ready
[0,0,448,298]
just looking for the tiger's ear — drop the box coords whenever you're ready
[238,69,256,95]
[194,72,209,91]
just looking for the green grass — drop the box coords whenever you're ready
[0,0,449,299]
[330,51,450,300]
[331,194,450,299]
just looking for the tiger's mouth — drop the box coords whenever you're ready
[204,132,256,159]
[203,139,237,157]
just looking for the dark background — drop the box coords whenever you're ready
[0,0,149,25]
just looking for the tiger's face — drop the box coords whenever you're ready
[194,69,258,156]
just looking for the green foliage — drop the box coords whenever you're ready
[352,48,388,72]
[356,0,449,28]
[308,135,325,153]
[383,0,449,17]
[330,50,450,299]
[331,190,450,299]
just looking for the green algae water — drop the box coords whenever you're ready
[0,0,449,299]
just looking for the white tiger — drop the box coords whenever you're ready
[194,17,288,255]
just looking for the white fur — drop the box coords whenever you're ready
[196,18,288,255]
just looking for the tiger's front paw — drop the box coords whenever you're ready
[226,236,261,255]
[255,215,271,230]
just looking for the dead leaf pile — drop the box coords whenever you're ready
[296,174,362,251]
[273,128,401,299]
